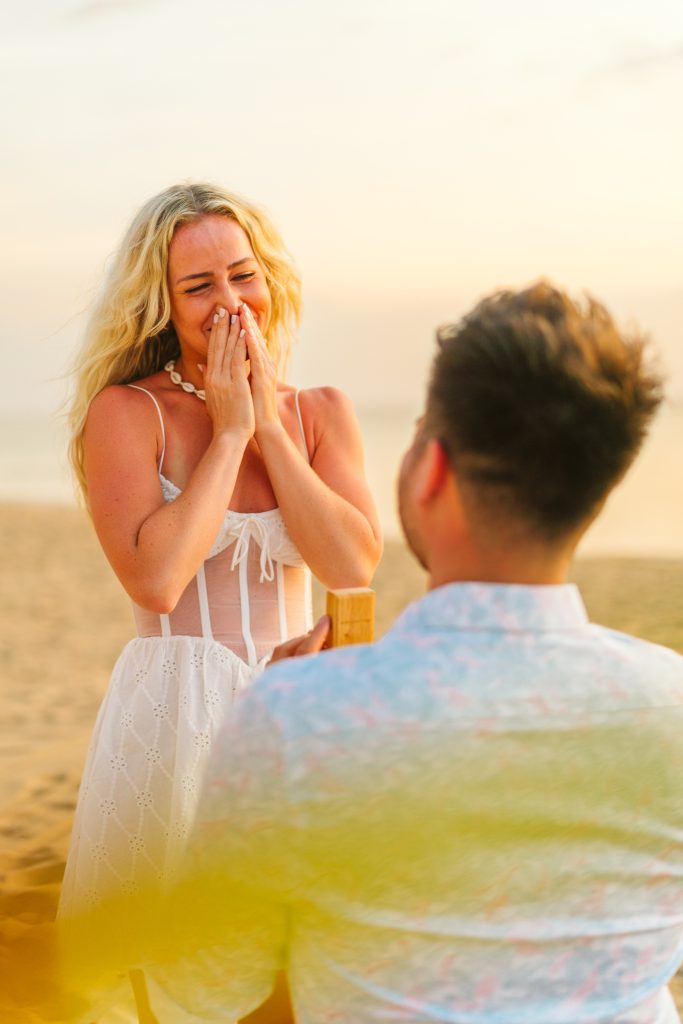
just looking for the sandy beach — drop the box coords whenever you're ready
[1,502,682,1020]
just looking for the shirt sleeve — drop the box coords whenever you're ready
[149,685,291,1019]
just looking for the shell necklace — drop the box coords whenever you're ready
[164,360,205,401]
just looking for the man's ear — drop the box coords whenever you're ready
[413,438,450,505]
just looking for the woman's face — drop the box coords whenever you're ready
[167,214,272,361]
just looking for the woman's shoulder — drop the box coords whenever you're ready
[84,376,170,475]
[287,384,355,416]
[86,373,170,430]
[288,387,361,456]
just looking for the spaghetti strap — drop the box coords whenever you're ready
[127,384,166,472]
[294,390,310,464]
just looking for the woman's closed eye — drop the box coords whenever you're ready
[184,272,255,295]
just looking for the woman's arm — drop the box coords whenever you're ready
[256,387,382,588]
[243,306,382,588]
[85,314,254,612]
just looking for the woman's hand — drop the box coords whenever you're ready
[241,303,280,437]
[201,307,255,441]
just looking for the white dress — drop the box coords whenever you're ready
[60,386,313,918]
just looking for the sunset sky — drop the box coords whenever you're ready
[0,0,680,413]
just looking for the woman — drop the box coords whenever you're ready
[59,182,381,1013]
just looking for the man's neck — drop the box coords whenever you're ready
[425,540,576,590]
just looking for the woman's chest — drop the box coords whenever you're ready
[228,441,277,511]
[160,390,303,512]
[169,437,276,511]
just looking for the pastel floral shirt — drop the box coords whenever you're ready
[162,583,683,1024]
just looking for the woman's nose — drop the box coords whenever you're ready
[216,280,242,314]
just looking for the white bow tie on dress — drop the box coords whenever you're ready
[229,515,276,583]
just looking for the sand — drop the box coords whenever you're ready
[1,502,682,1019]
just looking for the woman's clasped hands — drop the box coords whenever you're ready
[199,302,281,442]
[241,302,281,436]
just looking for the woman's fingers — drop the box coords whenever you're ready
[222,313,242,374]
[232,327,248,377]
[213,307,229,374]
[236,305,261,381]
[240,303,260,343]
[205,309,221,378]
[241,304,274,374]
[205,306,227,384]
[201,306,255,439]
[239,302,280,433]
[209,307,246,386]
[243,327,261,374]
[221,311,248,382]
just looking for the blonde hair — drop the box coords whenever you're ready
[68,182,302,500]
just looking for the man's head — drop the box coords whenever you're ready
[399,281,663,578]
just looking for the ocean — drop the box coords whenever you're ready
[1,402,681,556]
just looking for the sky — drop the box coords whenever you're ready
[1,0,681,417]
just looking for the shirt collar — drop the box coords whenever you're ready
[390,582,589,635]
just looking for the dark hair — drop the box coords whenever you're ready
[424,281,664,538]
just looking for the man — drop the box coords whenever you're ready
[157,282,683,1022]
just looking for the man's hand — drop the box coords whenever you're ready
[268,616,331,666]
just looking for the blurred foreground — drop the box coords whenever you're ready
[1,503,682,1020]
